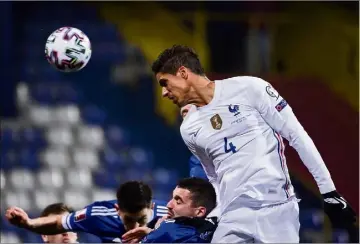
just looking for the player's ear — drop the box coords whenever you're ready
[195,206,207,217]
[41,235,48,243]
[178,66,188,80]
[114,203,119,211]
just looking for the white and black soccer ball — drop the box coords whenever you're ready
[45,27,92,72]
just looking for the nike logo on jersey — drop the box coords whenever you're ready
[190,128,201,138]
[324,197,347,209]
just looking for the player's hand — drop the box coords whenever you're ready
[322,191,357,228]
[5,207,31,229]
[122,226,153,243]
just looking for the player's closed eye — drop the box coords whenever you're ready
[159,79,167,87]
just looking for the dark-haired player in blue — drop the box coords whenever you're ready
[122,177,218,243]
[6,181,167,243]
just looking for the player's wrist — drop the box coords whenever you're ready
[322,190,340,198]
[25,218,35,229]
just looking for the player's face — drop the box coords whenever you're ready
[156,68,191,107]
[117,207,150,231]
[167,186,206,218]
[41,213,77,243]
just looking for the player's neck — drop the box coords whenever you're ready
[190,76,215,107]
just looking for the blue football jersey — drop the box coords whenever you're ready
[61,199,168,243]
[141,217,218,243]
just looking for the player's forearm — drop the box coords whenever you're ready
[289,127,336,194]
[27,215,65,235]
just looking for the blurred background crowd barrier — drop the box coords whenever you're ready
[0,1,358,243]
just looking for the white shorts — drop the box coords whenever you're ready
[211,199,300,243]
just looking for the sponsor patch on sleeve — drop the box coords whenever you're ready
[74,208,87,222]
[275,99,288,112]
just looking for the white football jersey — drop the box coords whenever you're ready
[180,76,335,212]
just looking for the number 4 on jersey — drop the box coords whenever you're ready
[224,137,237,153]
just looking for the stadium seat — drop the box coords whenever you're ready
[72,147,100,170]
[1,214,17,232]
[76,125,104,149]
[46,126,74,147]
[28,105,54,126]
[80,233,102,243]
[1,149,19,171]
[0,170,6,190]
[33,190,61,212]
[106,125,130,148]
[19,148,40,170]
[300,209,325,231]
[102,147,128,171]
[53,105,81,125]
[91,188,117,202]
[41,147,71,169]
[30,83,57,105]
[22,232,44,243]
[1,127,18,148]
[81,105,107,125]
[20,127,45,149]
[65,168,93,189]
[37,169,65,189]
[9,169,35,190]
[332,229,350,243]
[0,232,22,243]
[63,190,91,210]
[93,169,121,189]
[128,147,153,169]
[5,191,32,212]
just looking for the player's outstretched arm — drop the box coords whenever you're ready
[246,77,356,226]
[5,206,65,235]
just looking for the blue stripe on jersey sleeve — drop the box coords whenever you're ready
[153,199,168,218]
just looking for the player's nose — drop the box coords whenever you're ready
[166,200,173,209]
[162,87,169,97]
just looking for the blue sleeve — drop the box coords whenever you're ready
[189,156,208,181]
[61,201,119,236]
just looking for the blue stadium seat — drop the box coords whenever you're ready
[1,149,20,171]
[22,232,43,243]
[102,147,128,171]
[128,147,153,169]
[79,232,102,243]
[93,170,121,189]
[18,149,40,171]
[300,209,324,231]
[1,127,18,149]
[106,125,130,148]
[20,127,45,149]
[82,105,107,125]
[152,168,179,192]
[332,229,350,243]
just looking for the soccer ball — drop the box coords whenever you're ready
[45,27,92,72]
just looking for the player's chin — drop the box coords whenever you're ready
[62,238,71,243]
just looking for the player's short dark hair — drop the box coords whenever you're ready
[41,203,74,217]
[116,181,152,213]
[151,45,205,75]
[177,177,216,216]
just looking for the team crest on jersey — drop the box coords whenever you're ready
[210,114,222,130]
[74,209,87,222]
[265,85,280,100]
